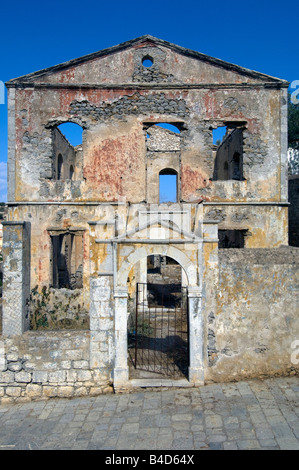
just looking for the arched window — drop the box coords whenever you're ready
[232,152,242,180]
[57,122,83,147]
[154,123,181,134]
[53,122,83,181]
[159,169,178,203]
[57,154,63,180]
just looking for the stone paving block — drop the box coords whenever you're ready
[0,377,298,450]
[275,438,299,450]
[237,439,261,450]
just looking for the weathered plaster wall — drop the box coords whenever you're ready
[6,196,289,311]
[27,42,277,87]
[11,86,284,204]
[203,203,288,247]
[205,247,299,383]
[9,76,287,247]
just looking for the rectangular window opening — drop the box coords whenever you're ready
[159,172,178,203]
[218,229,247,248]
[51,232,83,289]
[212,126,244,181]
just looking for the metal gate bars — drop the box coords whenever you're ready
[128,283,189,378]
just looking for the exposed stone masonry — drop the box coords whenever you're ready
[70,93,188,121]
[0,331,112,403]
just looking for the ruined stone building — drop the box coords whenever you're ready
[1,36,298,400]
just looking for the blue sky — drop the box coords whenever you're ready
[0,0,298,201]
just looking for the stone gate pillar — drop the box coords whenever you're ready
[188,286,204,385]
[113,286,129,388]
[89,275,114,378]
[2,221,30,336]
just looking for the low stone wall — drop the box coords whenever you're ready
[0,331,113,404]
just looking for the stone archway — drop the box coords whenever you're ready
[113,243,204,389]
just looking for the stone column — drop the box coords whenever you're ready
[2,221,30,336]
[188,286,204,385]
[138,257,148,306]
[202,220,219,371]
[113,286,129,389]
[182,268,188,287]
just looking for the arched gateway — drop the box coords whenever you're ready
[113,242,204,389]
[88,208,219,391]
[128,255,189,380]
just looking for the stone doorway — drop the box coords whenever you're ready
[113,243,204,389]
[128,255,189,380]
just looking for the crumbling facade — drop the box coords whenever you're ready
[1,36,298,401]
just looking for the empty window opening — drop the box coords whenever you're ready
[218,229,247,248]
[155,123,181,134]
[145,122,181,152]
[213,126,227,145]
[212,127,244,181]
[58,122,83,147]
[51,232,83,289]
[159,169,178,203]
[146,122,181,139]
[53,122,83,181]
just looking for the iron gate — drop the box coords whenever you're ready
[128,283,189,378]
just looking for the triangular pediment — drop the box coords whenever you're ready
[114,218,202,243]
[6,35,288,87]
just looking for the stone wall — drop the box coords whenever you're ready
[2,221,31,336]
[206,246,299,383]
[0,331,112,404]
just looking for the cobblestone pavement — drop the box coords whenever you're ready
[0,376,298,451]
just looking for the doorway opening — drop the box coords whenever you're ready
[128,255,189,379]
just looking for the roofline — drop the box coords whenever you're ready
[6,35,289,86]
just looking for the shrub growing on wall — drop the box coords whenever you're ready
[29,285,89,330]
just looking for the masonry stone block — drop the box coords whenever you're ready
[2,222,30,337]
